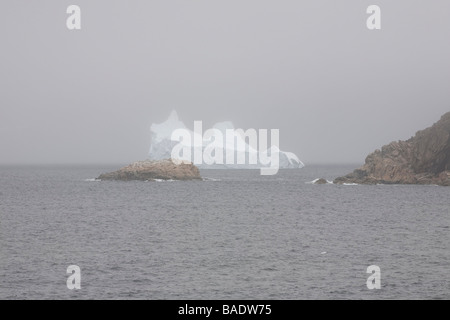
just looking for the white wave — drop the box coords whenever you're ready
[306,178,334,184]
[203,177,222,182]
[305,178,319,184]
[343,183,358,186]
[85,178,101,182]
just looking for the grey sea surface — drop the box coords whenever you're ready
[0,165,449,299]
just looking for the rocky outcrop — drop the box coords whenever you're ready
[334,112,450,186]
[98,159,202,181]
[314,178,328,185]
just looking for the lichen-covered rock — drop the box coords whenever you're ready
[98,159,201,181]
[334,112,450,186]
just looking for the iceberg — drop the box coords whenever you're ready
[148,110,304,169]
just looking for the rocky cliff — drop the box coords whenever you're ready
[334,112,450,186]
[98,159,202,181]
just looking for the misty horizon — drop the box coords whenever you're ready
[1,1,449,165]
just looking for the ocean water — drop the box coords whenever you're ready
[0,165,449,300]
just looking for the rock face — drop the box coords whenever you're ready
[334,112,450,186]
[98,159,202,181]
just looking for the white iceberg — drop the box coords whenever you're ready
[148,110,304,169]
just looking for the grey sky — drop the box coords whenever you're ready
[1,0,449,165]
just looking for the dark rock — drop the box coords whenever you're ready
[98,159,202,181]
[334,112,450,186]
[314,178,328,184]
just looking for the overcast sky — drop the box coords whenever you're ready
[1,0,449,165]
